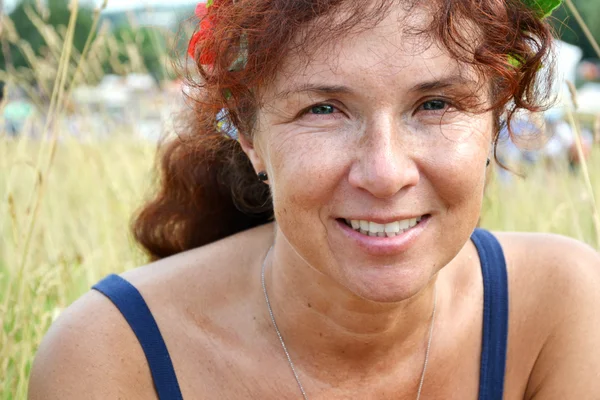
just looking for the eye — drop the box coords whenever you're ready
[309,104,336,115]
[420,99,449,112]
[297,103,343,121]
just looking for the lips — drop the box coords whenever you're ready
[334,214,430,256]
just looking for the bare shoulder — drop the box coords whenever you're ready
[29,223,274,399]
[495,231,600,300]
[496,229,597,270]
[494,232,600,399]
[495,231,600,330]
[121,222,274,300]
[28,290,155,399]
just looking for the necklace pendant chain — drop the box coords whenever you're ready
[261,246,437,400]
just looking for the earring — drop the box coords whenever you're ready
[486,158,491,167]
[257,171,268,181]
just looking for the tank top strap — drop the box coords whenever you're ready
[470,228,509,400]
[92,274,184,400]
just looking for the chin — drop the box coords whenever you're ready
[337,262,432,303]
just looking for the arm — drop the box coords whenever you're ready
[28,291,156,400]
[525,238,600,399]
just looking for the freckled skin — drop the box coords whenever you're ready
[249,9,493,302]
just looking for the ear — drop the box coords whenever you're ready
[238,134,267,175]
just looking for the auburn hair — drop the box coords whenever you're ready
[133,0,554,260]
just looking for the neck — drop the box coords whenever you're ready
[261,231,449,384]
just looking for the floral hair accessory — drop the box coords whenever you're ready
[188,0,247,71]
[188,1,218,64]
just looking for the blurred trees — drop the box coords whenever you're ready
[0,0,95,71]
[110,24,171,81]
[0,0,177,82]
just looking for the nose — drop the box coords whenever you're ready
[347,117,420,199]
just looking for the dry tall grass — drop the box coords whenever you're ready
[0,2,599,399]
[0,1,176,396]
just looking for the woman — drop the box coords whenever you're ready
[29,0,600,399]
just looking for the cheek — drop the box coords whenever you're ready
[420,121,491,218]
[267,131,351,261]
[268,128,351,214]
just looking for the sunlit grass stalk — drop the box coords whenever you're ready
[564,0,600,59]
[65,1,107,98]
[24,6,64,63]
[594,114,600,145]
[9,1,79,302]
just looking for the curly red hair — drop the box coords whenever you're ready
[133,0,554,260]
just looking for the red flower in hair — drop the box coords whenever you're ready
[188,1,218,65]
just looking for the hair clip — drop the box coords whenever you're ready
[216,108,239,140]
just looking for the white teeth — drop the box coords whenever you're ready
[384,221,400,233]
[369,222,384,233]
[346,217,425,236]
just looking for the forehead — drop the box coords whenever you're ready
[265,2,482,99]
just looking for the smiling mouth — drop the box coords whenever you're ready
[338,215,431,237]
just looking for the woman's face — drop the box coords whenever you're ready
[245,4,494,302]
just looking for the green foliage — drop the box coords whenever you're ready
[523,0,563,18]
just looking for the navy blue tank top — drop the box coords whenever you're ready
[92,228,508,399]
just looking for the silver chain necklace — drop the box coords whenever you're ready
[261,247,437,400]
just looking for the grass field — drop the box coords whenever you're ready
[1,1,600,399]
[0,135,154,398]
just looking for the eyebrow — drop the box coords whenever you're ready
[274,84,354,100]
[274,75,479,100]
[409,76,479,93]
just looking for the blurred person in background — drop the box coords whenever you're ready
[543,108,592,171]
[30,0,600,399]
[494,113,544,181]
[2,86,34,137]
